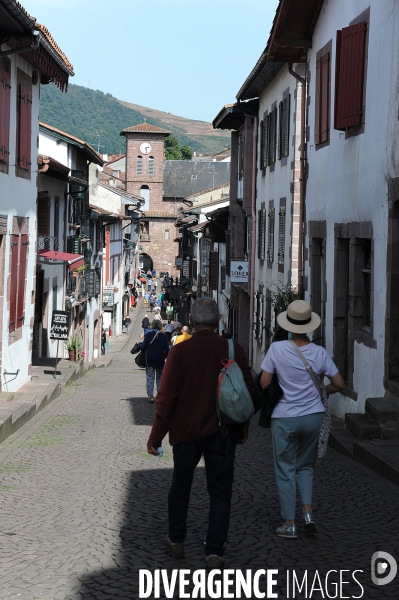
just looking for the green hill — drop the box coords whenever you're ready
[39,83,230,156]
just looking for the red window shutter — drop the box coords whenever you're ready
[0,68,10,164]
[9,235,19,333]
[16,234,28,327]
[334,22,367,130]
[320,53,330,142]
[315,58,321,144]
[209,251,219,291]
[18,84,32,170]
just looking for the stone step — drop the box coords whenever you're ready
[353,440,399,485]
[365,398,399,439]
[0,392,15,403]
[345,413,381,440]
[328,421,355,458]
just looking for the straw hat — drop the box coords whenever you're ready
[277,300,320,334]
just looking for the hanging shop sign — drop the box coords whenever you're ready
[230,260,249,282]
[182,260,190,277]
[175,257,183,268]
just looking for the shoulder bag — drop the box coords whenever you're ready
[289,340,331,459]
[134,331,159,369]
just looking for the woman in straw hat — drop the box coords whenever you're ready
[260,300,345,539]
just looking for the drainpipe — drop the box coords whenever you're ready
[288,64,306,295]
[0,34,40,57]
[248,115,258,368]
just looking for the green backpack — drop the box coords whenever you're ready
[217,339,254,426]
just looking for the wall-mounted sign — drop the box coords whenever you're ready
[103,287,115,308]
[175,257,183,267]
[230,260,249,282]
[50,311,70,340]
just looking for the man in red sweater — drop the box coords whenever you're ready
[147,298,254,569]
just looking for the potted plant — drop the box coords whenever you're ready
[65,336,81,361]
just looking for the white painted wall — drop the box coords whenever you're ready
[253,64,301,369]
[305,0,398,415]
[0,52,40,392]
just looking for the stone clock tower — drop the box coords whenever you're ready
[121,122,182,275]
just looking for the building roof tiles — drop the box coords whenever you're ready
[120,123,171,136]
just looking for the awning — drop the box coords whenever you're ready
[38,250,84,271]
[139,277,147,282]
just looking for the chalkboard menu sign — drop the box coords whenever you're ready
[50,311,70,340]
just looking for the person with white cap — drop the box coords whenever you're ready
[260,300,345,539]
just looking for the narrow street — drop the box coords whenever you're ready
[0,305,398,600]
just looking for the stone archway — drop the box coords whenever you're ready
[140,253,153,273]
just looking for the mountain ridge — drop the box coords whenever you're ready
[39,83,230,156]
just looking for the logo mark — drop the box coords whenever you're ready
[371,552,397,586]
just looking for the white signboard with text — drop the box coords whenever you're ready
[230,261,249,282]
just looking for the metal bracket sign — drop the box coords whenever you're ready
[50,310,70,340]
[230,260,249,282]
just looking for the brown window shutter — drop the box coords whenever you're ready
[283,95,290,157]
[209,250,219,291]
[270,107,277,164]
[37,195,50,236]
[0,68,11,164]
[18,84,32,170]
[257,210,261,259]
[264,114,270,167]
[334,22,367,130]
[259,121,264,169]
[315,57,322,144]
[9,235,19,333]
[278,102,283,160]
[16,234,28,327]
[320,53,330,142]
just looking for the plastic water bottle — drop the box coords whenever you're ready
[156,447,164,457]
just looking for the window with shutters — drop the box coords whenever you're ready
[17,82,32,171]
[209,250,219,291]
[315,51,330,145]
[0,64,11,166]
[254,291,258,340]
[278,94,291,159]
[257,293,264,348]
[334,22,367,131]
[257,209,266,261]
[148,156,154,176]
[54,198,60,250]
[136,156,142,175]
[259,120,264,170]
[264,113,270,167]
[37,193,50,250]
[94,268,101,296]
[267,207,275,265]
[9,233,28,333]
[269,106,277,166]
[238,132,245,180]
[278,203,286,272]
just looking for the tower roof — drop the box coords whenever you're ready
[120,123,171,136]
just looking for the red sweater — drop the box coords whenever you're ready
[148,329,255,447]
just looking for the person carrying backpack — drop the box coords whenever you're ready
[147,298,254,570]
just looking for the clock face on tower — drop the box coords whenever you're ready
[140,142,152,155]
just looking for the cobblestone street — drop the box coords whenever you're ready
[0,306,398,600]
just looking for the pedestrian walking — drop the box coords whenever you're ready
[259,300,345,539]
[144,292,150,308]
[153,280,158,292]
[166,303,174,324]
[124,316,132,334]
[149,294,156,313]
[147,298,254,569]
[152,269,156,278]
[147,278,152,292]
[141,314,150,337]
[140,320,169,403]
[164,322,174,343]
[101,328,106,355]
[174,325,192,345]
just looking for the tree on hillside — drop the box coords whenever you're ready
[165,135,193,160]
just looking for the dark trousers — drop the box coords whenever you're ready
[168,430,236,557]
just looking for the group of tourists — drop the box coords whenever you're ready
[142,297,345,570]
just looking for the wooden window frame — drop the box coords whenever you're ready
[315,48,331,147]
[0,63,11,166]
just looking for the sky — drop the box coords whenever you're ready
[23,0,279,123]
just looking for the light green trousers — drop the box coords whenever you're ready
[271,412,324,520]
